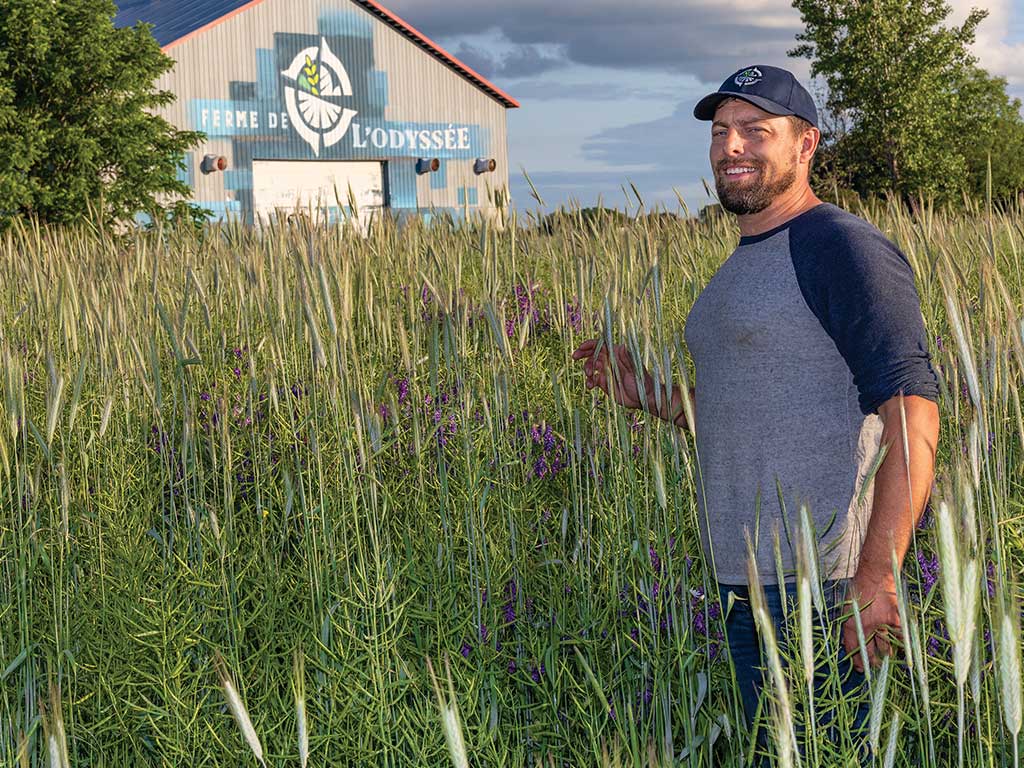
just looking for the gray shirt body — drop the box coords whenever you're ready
[684,203,938,585]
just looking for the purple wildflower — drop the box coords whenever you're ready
[460,641,471,658]
[917,502,934,530]
[565,300,583,333]
[533,455,549,479]
[649,546,662,575]
[693,611,706,635]
[917,551,939,596]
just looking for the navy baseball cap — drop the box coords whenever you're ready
[693,65,818,128]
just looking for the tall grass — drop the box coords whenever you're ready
[0,194,1021,766]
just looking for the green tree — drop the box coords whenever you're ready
[0,0,203,227]
[952,66,1024,203]
[790,0,1024,206]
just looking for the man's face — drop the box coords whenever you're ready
[710,98,804,215]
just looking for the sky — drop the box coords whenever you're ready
[386,0,1024,214]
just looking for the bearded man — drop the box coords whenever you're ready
[572,65,940,761]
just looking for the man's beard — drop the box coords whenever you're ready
[714,158,798,215]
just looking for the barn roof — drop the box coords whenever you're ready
[113,0,520,108]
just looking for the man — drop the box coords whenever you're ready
[572,64,940,758]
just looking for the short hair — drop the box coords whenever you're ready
[786,115,814,137]
[786,115,817,172]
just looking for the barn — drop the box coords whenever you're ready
[113,0,519,226]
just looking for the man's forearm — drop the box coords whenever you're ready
[643,382,695,431]
[855,396,940,583]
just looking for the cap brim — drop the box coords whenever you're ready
[693,92,796,121]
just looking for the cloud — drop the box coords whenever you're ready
[503,79,683,102]
[388,0,805,84]
[581,101,712,174]
[394,0,1024,98]
[508,95,720,211]
[947,0,1024,94]
[448,42,567,79]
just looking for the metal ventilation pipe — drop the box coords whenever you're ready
[200,154,228,174]
[473,158,497,175]
[416,158,440,174]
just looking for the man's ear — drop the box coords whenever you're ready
[801,128,820,163]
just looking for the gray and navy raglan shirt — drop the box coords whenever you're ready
[683,203,939,585]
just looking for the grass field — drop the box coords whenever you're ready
[1,197,1022,766]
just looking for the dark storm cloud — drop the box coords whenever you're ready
[387,0,804,83]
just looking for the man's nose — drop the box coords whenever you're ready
[723,128,745,155]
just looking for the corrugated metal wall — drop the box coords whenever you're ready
[153,0,510,222]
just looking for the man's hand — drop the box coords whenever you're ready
[572,338,654,412]
[842,570,901,673]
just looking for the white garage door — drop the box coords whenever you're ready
[251,160,385,227]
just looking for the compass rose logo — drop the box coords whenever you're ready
[733,67,763,87]
[282,37,358,156]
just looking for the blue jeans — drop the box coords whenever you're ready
[718,579,871,765]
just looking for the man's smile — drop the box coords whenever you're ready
[721,164,759,181]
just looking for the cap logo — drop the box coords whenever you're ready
[733,67,763,87]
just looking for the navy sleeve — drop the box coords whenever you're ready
[789,209,940,415]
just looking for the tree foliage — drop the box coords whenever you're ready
[0,0,204,226]
[790,0,1024,206]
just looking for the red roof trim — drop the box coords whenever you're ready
[352,0,520,109]
[162,0,267,51]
